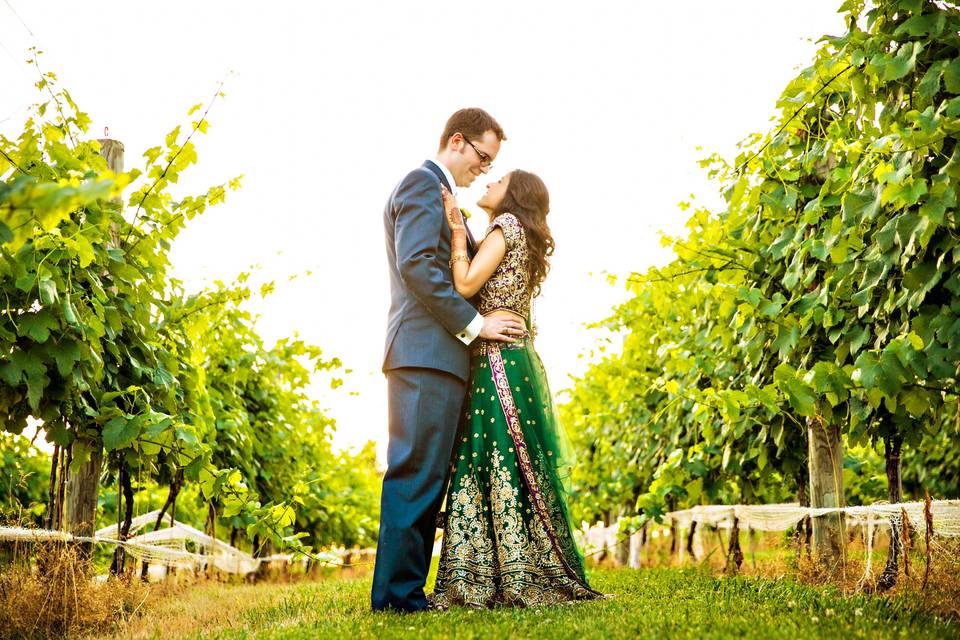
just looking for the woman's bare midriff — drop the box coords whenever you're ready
[484,309,525,323]
[483,309,528,340]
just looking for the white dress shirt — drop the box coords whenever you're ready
[427,158,483,345]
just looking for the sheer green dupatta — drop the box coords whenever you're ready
[486,339,596,589]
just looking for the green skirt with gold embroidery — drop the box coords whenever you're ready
[431,338,601,609]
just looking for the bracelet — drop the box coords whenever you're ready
[449,253,470,268]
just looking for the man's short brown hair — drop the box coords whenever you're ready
[438,108,506,151]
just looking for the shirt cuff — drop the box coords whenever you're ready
[457,313,484,345]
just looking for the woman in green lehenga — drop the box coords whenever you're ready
[431,170,602,609]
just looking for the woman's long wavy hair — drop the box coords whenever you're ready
[493,170,554,297]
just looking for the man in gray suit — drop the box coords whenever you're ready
[374,108,525,612]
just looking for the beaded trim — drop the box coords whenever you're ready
[471,338,527,357]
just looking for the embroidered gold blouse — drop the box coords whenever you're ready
[476,213,531,319]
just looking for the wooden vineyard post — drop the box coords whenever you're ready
[64,438,103,559]
[629,522,645,569]
[877,431,904,591]
[640,521,649,567]
[613,507,630,567]
[64,136,123,560]
[686,520,698,561]
[807,410,846,573]
[725,517,743,575]
[97,137,125,245]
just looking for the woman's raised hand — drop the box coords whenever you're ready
[440,185,466,233]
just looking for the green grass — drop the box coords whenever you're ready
[143,566,958,640]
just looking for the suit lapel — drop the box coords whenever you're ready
[422,159,452,192]
[421,160,478,255]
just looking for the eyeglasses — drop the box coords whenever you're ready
[460,134,493,168]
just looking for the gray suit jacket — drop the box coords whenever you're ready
[382,161,478,382]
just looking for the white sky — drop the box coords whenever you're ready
[2,1,846,463]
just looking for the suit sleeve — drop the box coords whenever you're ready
[393,171,479,336]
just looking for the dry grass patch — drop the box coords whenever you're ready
[622,527,960,619]
[95,580,297,640]
[0,543,151,640]
[98,569,367,640]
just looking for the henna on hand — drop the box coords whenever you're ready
[446,206,467,233]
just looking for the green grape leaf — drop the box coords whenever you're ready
[102,415,141,451]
